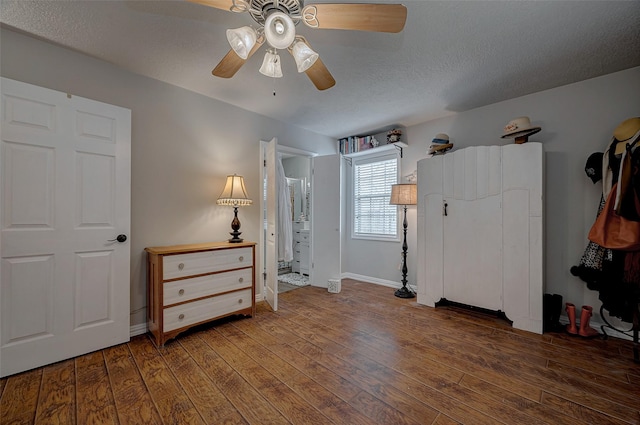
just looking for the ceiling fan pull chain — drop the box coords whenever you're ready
[302,6,319,28]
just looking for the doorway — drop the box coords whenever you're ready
[277,154,312,293]
[260,140,342,311]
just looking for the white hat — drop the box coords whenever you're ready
[501,116,541,139]
[427,133,453,155]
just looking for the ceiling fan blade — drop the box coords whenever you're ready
[212,50,246,78]
[212,39,263,78]
[185,0,237,12]
[302,4,407,33]
[305,57,336,91]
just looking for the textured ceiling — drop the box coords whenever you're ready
[1,0,639,138]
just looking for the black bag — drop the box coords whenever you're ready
[617,141,640,221]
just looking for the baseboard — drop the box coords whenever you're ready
[130,322,148,338]
[340,272,417,293]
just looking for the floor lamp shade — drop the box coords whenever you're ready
[390,183,417,298]
[217,174,252,243]
[390,183,417,206]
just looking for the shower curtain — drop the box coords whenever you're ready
[277,154,293,262]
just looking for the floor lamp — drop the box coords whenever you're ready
[390,183,417,298]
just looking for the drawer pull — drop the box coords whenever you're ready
[178,289,185,296]
[238,299,243,304]
[178,263,185,271]
[239,256,244,262]
[238,277,244,283]
[178,314,185,320]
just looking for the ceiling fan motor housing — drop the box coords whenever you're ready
[249,0,303,26]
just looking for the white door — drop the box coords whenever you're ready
[311,154,341,287]
[443,196,503,310]
[263,138,278,310]
[0,78,131,377]
[441,147,503,311]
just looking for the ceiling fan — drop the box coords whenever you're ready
[187,0,407,90]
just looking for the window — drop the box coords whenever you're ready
[352,152,399,240]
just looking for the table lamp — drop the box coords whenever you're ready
[217,174,252,243]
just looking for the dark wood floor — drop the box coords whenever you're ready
[1,279,639,425]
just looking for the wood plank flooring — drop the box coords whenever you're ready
[1,279,639,424]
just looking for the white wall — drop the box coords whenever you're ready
[342,66,640,314]
[0,27,336,328]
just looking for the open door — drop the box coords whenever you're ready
[311,154,341,287]
[263,138,278,310]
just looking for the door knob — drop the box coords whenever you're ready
[108,234,127,243]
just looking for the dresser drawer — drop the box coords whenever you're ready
[294,231,310,243]
[163,289,252,332]
[163,268,252,306]
[163,247,252,280]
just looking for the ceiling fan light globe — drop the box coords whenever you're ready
[259,50,283,78]
[226,26,257,60]
[264,12,296,49]
[291,40,319,73]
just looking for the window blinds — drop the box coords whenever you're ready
[353,156,398,237]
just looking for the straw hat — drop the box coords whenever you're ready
[613,117,640,155]
[427,133,453,155]
[613,117,640,141]
[501,116,541,139]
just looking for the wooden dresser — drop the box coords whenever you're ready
[145,241,256,347]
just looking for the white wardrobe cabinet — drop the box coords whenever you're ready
[416,143,544,334]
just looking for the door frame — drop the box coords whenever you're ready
[258,142,317,304]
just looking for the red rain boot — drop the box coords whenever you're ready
[565,303,578,335]
[579,305,600,338]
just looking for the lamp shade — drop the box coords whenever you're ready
[217,174,252,206]
[264,11,296,49]
[259,50,283,78]
[226,26,257,60]
[291,39,319,73]
[389,183,417,206]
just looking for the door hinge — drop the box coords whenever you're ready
[264,159,266,167]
